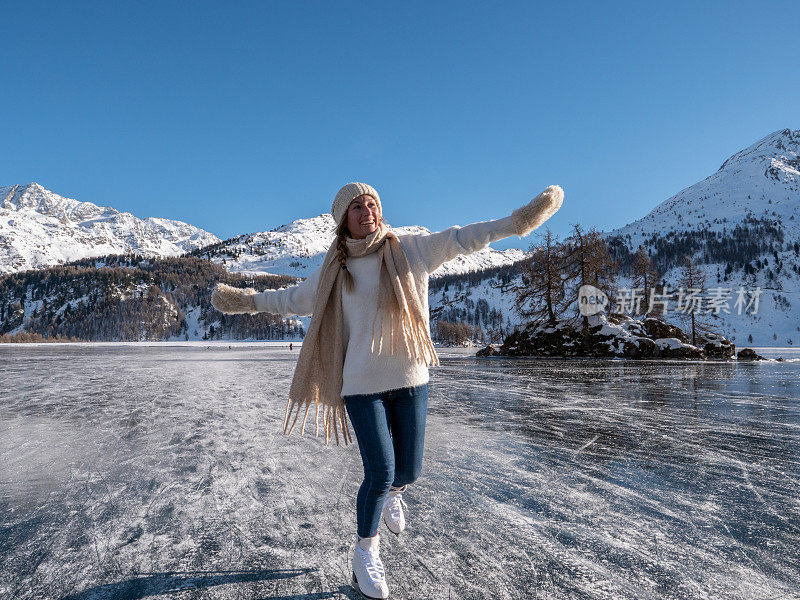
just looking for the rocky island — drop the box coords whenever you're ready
[478,313,766,360]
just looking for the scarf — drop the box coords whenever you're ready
[282,223,439,446]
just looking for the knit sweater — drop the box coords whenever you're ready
[253,215,519,396]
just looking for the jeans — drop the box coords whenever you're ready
[344,384,428,538]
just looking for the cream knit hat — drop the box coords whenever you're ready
[331,182,381,226]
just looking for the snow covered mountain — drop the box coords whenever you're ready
[603,128,800,347]
[0,183,220,274]
[202,213,527,279]
[607,128,800,246]
[199,129,800,346]
[4,128,797,346]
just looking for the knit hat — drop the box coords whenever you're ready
[331,182,381,226]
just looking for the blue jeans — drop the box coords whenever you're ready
[344,384,428,538]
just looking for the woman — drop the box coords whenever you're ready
[211,182,563,599]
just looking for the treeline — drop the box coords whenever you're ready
[429,260,523,344]
[185,230,304,264]
[185,234,251,262]
[433,299,510,344]
[428,260,522,294]
[0,253,303,341]
[435,321,484,346]
[608,217,796,275]
[0,331,84,343]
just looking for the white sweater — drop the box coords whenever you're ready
[254,215,519,396]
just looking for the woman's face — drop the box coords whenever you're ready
[346,194,380,239]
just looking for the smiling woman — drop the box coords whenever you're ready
[211,180,564,599]
[347,194,381,239]
[335,184,388,294]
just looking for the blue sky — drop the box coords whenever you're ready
[2,1,798,250]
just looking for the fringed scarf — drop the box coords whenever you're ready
[283,223,439,446]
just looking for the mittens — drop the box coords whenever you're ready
[211,283,259,314]
[511,185,564,237]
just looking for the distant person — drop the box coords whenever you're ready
[289,342,293,351]
[212,182,563,599]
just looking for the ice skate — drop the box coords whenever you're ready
[382,486,407,535]
[351,533,389,599]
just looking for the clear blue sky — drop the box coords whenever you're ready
[2,1,798,250]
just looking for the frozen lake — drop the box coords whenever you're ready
[1,344,799,599]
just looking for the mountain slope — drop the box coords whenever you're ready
[197,213,527,278]
[607,128,800,247]
[603,128,800,347]
[0,183,220,274]
[0,254,300,341]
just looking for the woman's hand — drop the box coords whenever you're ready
[211,283,259,314]
[511,185,564,237]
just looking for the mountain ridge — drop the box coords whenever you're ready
[196,212,528,279]
[606,128,800,248]
[0,183,220,274]
[600,127,799,347]
[2,128,799,346]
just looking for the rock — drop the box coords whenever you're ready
[497,314,733,361]
[606,312,633,325]
[700,332,736,359]
[737,348,765,360]
[476,344,500,357]
[653,338,706,359]
[643,317,688,343]
[621,337,657,358]
[500,322,583,357]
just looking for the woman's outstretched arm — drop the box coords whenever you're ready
[406,185,564,274]
[211,264,322,316]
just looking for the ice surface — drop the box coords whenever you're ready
[1,345,799,599]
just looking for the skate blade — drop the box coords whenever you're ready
[351,571,389,600]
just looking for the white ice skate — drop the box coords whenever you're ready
[382,487,407,535]
[351,533,389,599]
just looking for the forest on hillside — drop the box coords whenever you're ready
[2,214,796,344]
[0,254,301,342]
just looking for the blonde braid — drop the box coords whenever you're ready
[335,221,355,292]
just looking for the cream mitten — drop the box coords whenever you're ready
[511,185,564,237]
[211,283,259,314]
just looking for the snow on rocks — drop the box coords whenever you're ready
[493,312,738,360]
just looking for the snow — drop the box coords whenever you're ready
[595,322,634,339]
[654,337,687,350]
[610,270,800,347]
[0,183,219,274]
[606,129,800,250]
[1,344,798,599]
[211,212,526,280]
[600,129,800,348]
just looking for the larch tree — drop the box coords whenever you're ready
[514,229,572,327]
[632,246,662,316]
[562,224,618,330]
[675,254,717,346]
